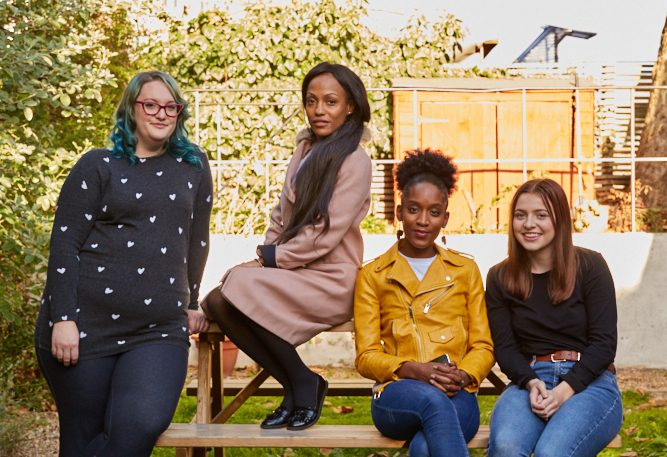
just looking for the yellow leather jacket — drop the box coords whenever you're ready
[354,242,495,394]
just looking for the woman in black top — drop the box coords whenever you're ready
[34,71,212,457]
[485,179,622,457]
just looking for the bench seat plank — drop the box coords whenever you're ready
[158,424,481,448]
[187,377,503,397]
[157,423,621,449]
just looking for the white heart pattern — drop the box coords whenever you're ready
[200,241,207,247]
[144,298,152,305]
[149,216,156,223]
[149,323,157,328]
[169,194,176,200]
[118,224,123,229]
[178,227,183,235]
[60,226,68,232]
[161,333,168,337]
[105,288,113,294]
[121,178,128,183]
[139,158,146,163]
[80,331,87,338]
[111,314,120,320]
[97,266,105,272]
[182,327,187,332]
[176,157,182,162]
[156,171,163,176]
[206,195,211,203]
[160,247,167,254]
[84,213,92,221]
[188,182,193,189]
[48,321,53,327]
[91,243,99,248]
[177,301,182,307]
[137,267,145,274]
[117,340,125,345]
[81,180,88,190]
[61,315,67,321]
[102,205,107,212]
[57,268,66,274]
[103,157,110,163]
[127,241,134,247]
[135,193,142,199]
[169,277,175,284]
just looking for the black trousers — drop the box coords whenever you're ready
[37,344,187,457]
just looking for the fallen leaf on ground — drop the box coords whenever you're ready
[331,405,354,414]
[624,426,638,435]
[637,398,667,409]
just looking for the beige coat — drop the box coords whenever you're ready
[220,130,372,345]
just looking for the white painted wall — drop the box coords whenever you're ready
[195,233,667,369]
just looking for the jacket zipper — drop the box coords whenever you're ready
[423,283,454,314]
[398,287,424,362]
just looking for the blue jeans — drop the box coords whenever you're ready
[37,344,187,457]
[489,361,623,457]
[371,379,480,457]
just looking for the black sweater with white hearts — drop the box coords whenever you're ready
[35,148,212,360]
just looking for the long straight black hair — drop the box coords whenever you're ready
[276,62,371,243]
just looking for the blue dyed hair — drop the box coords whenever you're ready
[109,71,202,168]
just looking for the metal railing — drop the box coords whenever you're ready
[187,84,667,233]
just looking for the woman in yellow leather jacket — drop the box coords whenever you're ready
[354,149,494,457]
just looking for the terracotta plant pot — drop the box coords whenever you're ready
[222,339,239,377]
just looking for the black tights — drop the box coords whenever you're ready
[203,288,320,409]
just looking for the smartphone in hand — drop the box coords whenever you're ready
[431,353,451,365]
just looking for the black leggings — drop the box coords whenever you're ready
[37,344,187,457]
[203,288,320,410]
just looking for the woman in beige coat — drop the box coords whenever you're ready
[203,62,372,431]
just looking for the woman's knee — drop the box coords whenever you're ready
[116,412,172,446]
[489,435,533,457]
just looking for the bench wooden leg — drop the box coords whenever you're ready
[212,369,270,424]
[485,370,507,395]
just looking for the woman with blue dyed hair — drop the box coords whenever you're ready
[34,71,213,457]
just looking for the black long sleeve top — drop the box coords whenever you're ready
[35,148,213,359]
[485,247,617,393]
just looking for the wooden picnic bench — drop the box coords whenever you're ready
[156,322,621,456]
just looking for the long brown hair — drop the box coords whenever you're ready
[503,178,577,303]
[276,62,370,244]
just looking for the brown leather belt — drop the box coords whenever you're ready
[533,351,616,374]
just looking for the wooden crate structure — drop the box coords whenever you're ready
[392,78,596,232]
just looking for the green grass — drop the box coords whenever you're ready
[151,391,666,457]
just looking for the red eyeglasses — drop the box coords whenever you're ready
[135,101,183,118]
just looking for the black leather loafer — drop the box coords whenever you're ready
[287,376,328,431]
[260,406,293,429]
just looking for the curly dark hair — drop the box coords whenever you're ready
[395,149,458,199]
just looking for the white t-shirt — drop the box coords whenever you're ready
[399,252,437,281]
